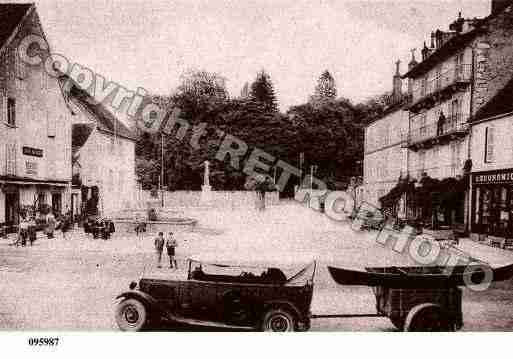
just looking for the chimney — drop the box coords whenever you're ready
[421,41,431,61]
[408,48,418,70]
[408,49,417,96]
[491,0,513,15]
[392,60,402,100]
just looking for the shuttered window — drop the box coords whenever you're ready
[485,126,495,163]
[0,93,5,124]
[7,98,16,126]
[47,108,56,137]
[5,143,16,176]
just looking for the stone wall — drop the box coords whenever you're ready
[137,190,280,209]
[472,6,513,116]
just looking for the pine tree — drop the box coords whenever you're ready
[250,70,278,112]
[312,70,337,102]
[240,82,250,98]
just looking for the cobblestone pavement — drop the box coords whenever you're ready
[1,203,513,331]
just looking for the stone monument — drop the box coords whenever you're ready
[200,160,212,203]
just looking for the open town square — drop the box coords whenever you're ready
[2,203,513,331]
[4,0,513,339]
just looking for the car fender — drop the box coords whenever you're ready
[261,300,302,320]
[116,290,162,315]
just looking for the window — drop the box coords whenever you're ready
[46,108,56,137]
[0,93,5,123]
[41,71,49,91]
[5,143,16,176]
[435,65,442,90]
[418,150,426,175]
[14,49,26,80]
[485,126,495,163]
[109,169,114,191]
[7,98,15,126]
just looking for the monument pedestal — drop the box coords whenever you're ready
[201,185,212,203]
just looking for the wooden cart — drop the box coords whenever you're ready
[374,286,462,331]
[311,284,462,332]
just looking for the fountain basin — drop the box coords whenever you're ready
[113,218,198,233]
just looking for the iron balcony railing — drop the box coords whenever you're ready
[408,113,469,145]
[411,164,464,180]
[412,64,472,104]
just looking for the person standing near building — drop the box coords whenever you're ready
[45,211,56,239]
[61,211,72,240]
[166,232,178,269]
[28,215,37,246]
[154,232,165,268]
[18,215,29,247]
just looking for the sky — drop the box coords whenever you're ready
[21,0,492,111]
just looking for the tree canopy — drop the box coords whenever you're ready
[133,68,384,196]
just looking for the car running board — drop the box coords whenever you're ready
[168,314,254,330]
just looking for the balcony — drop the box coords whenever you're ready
[405,113,469,151]
[410,164,464,181]
[409,64,472,112]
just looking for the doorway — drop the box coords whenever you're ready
[5,191,20,226]
[52,193,62,215]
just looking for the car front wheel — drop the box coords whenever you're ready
[116,298,148,331]
[261,308,295,332]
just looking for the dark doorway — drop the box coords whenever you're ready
[5,191,20,226]
[52,193,62,215]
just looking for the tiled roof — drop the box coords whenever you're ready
[0,3,32,50]
[62,77,136,141]
[474,77,513,121]
[72,123,94,154]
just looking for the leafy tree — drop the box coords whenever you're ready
[250,70,278,112]
[311,70,337,102]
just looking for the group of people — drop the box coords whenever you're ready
[154,232,178,269]
[15,210,72,247]
[83,217,115,240]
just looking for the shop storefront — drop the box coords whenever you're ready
[471,169,513,238]
[1,177,69,233]
[405,174,467,231]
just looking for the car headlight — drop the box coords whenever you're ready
[129,281,137,290]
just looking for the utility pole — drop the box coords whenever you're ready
[161,133,164,207]
[299,152,304,189]
[310,165,314,191]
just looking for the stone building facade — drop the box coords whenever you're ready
[366,0,513,234]
[0,4,72,228]
[67,80,136,218]
[363,62,409,218]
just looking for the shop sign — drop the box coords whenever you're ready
[25,161,38,176]
[22,146,43,157]
[473,169,513,185]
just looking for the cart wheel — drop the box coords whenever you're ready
[404,303,454,332]
[390,316,405,331]
[115,298,148,331]
[261,308,296,332]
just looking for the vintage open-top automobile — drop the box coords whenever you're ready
[115,257,316,331]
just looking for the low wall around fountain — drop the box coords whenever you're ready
[137,190,280,209]
[114,218,197,234]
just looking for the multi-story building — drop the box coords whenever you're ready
[0,4,72,228]
[470,112,513,242]
[363,62,409,217]
[367,0,513,234]
[401,18,475,229]
[67,80,136,218]
[467,0,513,242]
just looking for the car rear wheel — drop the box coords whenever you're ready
[404,304,454,332]
[116,298,148,331]
[261,308,295,332]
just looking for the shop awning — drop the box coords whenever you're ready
[0,176,70,187]
[379,178,414,206]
